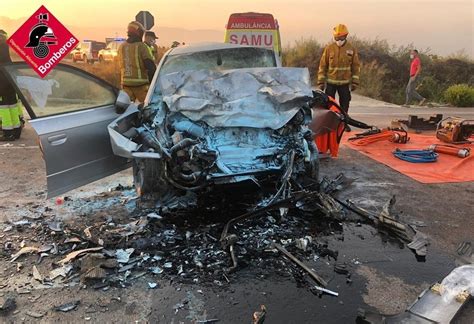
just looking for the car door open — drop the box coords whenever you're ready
[0,62,130,198]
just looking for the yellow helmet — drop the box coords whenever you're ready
[128,21,145,33]
[333,24,349,37]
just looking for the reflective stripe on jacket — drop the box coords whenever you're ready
[317,42,360,86]
[118,42,154,86]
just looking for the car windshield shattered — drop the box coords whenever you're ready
[158,47,277,78]
[108,52,318,212]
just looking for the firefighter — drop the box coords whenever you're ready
[317,24,360,130]
[144,31,159,64]
[0,29,23,141]
[117,21,156,103]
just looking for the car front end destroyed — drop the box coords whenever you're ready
[108,67,319,209]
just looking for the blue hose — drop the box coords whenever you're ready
[393,149,438,163]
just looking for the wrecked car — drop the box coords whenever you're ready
[1,43,318,204]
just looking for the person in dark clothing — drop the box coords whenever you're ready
[0,29,23,141]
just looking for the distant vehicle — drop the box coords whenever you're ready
[98,38,125,62]
[224,12,282,58]
[71,40,106,64]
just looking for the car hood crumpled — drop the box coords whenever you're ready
[160,67,313,130]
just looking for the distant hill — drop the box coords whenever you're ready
[0,16,222,47]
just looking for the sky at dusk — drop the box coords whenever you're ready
[1,0,473,56]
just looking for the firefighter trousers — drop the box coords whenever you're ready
[325,83,351,113]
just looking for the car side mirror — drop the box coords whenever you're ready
[115,90,131,114]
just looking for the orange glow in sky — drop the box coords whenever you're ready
[1,0,473,56]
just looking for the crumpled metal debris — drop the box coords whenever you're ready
[115,248,135,264]
[161,67,312,130]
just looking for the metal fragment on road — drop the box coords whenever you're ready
[312,286,339,297]
[147,212,163,220]
[150,266,164,274]
[54,300,80,312]
[272,242,328,287]
[115,248,135,264]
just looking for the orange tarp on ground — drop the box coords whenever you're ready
[341,132,474,184]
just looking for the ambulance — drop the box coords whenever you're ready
[224,12,282,58]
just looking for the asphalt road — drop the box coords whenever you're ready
[349,93,474,127]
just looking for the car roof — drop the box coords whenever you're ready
[167,42,273,56]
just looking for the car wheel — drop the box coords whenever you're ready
[132,159,160,197]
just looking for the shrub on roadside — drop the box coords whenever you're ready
[357,60,387,100]
[443,84,474,107]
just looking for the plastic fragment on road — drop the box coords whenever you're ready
[32,265,43,283]
[57,247,103,265]
[10,246,40,262]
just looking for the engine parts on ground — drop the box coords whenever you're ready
[436,117,474,144]
[392,114,443,131]
[349,127,410,146]
[428,144,470,158]
[356,264,474,324]
[393,149,438,163]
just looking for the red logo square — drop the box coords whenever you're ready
[7,5,79,78]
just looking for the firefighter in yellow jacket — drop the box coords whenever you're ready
[0,29,23,141]
[317,24,360,120]
[118,22,156,103]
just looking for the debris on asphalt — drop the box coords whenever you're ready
[49,264,73,280]
[58,247,104,265]
[0,296,17,315]
[54,300,80,312]
[25,310,44,318]
[115,248,135,264]
[32,265,44,283]
[148,282,158,289]
[311,285,339,297]
[10,246,40,262]
[272,242,328,287]
[80,253,117,281]
[252,304,267,324]
[344,196,429,258]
